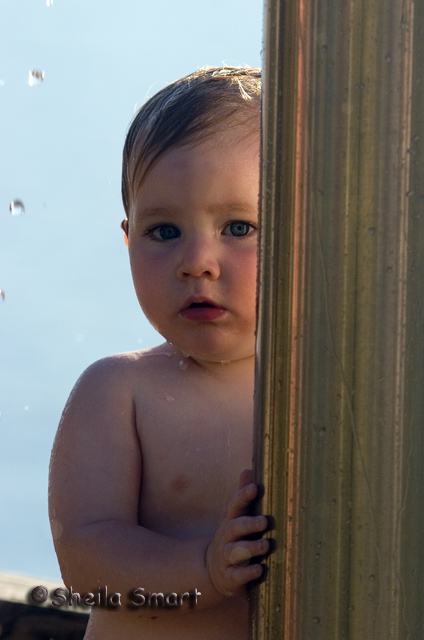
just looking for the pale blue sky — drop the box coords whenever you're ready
[0,0,263,581]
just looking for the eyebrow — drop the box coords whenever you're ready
[137,202,257,219]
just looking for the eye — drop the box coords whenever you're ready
[223,221,255,237]
[149,224,180,240]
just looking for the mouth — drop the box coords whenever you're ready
[180,297,226,321]
[187,302,216,309]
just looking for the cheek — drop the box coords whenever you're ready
[130,255,166,306]
[229,249,258,291]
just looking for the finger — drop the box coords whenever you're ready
[226,562,265,590]
[225,538,270,566]
[226,483,258,520]
[238,469,253,490]
[224,515,268,541]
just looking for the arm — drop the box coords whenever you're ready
[49,357,269,614]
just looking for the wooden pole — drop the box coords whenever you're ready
[251,0,424,637]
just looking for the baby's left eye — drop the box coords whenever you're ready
[223,221,255,237]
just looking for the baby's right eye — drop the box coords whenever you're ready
[148,225,180,241]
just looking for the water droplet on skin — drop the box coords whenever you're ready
[179,359,188,370]
[164,393,174,402]
[313,617,320,624]
[9,200,25,216]
[0,290,4,303]
[368,227,376,236]
[28,69,45,86]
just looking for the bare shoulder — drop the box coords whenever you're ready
[49,344,172,538]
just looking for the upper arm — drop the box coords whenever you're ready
[49,357,142,542]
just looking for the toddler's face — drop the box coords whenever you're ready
[127,128,260,365]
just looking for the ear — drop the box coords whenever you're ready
[121,218,129,247]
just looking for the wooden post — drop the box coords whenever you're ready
[251,0,424,637]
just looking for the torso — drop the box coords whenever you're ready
[84,345,254,639]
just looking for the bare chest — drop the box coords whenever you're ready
[135,378,253,538]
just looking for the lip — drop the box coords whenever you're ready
[179,296,226,322]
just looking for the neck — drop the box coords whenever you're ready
[185,351,256,383]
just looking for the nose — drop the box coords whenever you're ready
[176,235,220,281]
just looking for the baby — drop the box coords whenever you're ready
[49,66,272,640]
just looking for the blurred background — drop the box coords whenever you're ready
[0,0,262,582]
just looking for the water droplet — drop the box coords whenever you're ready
[9,200,25,216]
[164,393,174,402]
[385,54,392,63]
[28,69,45,86]
[179,359,188,370]
[0,290,4,303]
[368,227,376,236]
[312,617,320,624]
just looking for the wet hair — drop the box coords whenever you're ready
[121,66,261,216]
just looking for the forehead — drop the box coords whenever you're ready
[130,129,260,217]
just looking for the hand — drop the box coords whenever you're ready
[205,470,271,598]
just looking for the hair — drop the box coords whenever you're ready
[121,66,261,216]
